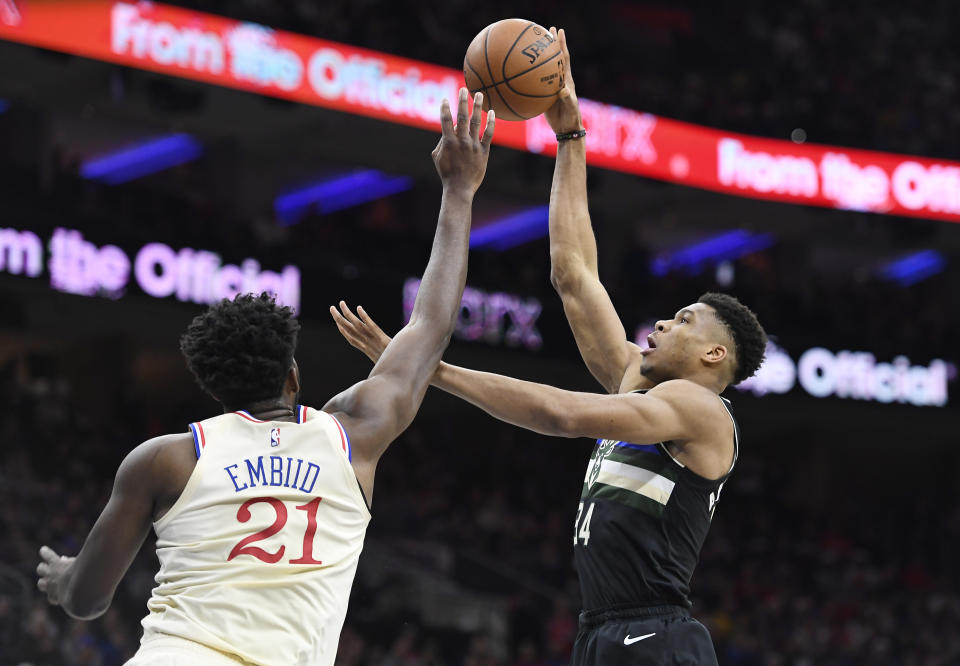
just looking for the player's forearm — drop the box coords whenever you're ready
[549,139,598,286]
[432,362,575,437]
[408,186,474,337]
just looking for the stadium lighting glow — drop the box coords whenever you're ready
[881,250,946,287]
[650,230,775,276]
[79,133,203,185]
[469,206,550,250]
[274,170,414,224]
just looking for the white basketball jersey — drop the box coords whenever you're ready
[140,405,370,666]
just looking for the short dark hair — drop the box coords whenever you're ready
[698,292,767,385]
[180,293,300,408]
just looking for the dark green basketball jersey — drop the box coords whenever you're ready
[572,392,739,611]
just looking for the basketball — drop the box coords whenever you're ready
[463,19,565,121]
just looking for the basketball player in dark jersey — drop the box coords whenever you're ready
[330,31,767,666]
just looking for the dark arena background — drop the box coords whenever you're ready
[1,1,959,664]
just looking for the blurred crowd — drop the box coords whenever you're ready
[2,347,959,666]
[172,0,960,160]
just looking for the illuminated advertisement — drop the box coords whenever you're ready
[403,277,542,351]
[737,342,951,407]
[1,2,959,223]
[631,325,953,407]
[0,226,300,311]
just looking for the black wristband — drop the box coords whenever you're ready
[556,128,587,142]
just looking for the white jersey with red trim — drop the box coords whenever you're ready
[139,405,370,666]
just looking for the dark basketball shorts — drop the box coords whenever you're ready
[570,604,718,666]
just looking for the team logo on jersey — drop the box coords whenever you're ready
[270,427,280,448]
[586,439,618,488]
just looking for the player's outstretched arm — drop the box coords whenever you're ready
[323,89,494,492]
[331,305,714,445]
[545,28,639,394]
[36,434,185,619]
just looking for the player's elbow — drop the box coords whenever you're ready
[549,255,583,294]
[405,313,457,346]
[545,403,586,439]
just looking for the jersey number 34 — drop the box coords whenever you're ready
[574,501,595,546]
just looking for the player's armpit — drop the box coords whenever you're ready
[50,437,167,619]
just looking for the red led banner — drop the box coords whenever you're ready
[2,1,959,223]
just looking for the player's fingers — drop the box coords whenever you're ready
[356,306,385,335]
[469,92,483,140]
[329,306,354,331]
[481,110,496,148]
[340,328,364,350]
[36,562,48,576]
[332,317,362,345]
[329,304,351,326]
[439,98,453,137]
[338,301,363,327]
[558,28,572,73]
[39,545,58,562]
[456,87,469,137]
[37,577,47,592]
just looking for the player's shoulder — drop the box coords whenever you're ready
[120,432,196,478]
[645,378,715,399]
[644,380,726,416]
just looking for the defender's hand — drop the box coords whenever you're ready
[330,301,393,364]
[544,28,583,134]
[432,88,496,194]
[36,545,75,606]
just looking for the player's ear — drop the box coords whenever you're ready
[285,361,301,395]
[703,344,728,368]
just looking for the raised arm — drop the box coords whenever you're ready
[545,28,639,394]
[323,89,494,494]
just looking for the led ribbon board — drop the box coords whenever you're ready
[2,1,960,223]
[632,324,953,408]
[0,226,301,311]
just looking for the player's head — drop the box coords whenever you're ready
[180,293,301,410]
[641,292,766,390]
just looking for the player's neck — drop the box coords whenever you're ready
[227,396,296,419]
[679,370,726,394]
[627,371,724,395]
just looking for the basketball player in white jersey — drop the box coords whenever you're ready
[35,88,496,666]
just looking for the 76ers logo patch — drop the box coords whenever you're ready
[269,427,280,448]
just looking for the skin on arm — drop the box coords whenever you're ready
[36,433,195,620]
[544,28,641,394]
[323,89,495,501]
[330,305,734,479]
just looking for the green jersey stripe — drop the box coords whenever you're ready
[595,459,676,505]
[588,482,667,517]
[603,448,678,481]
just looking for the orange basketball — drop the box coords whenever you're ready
[463,19,565,121]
